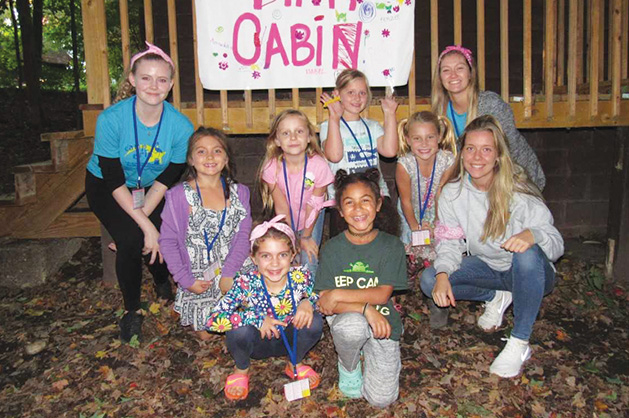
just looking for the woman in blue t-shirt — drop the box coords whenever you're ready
[85,43,193,342]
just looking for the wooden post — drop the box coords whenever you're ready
[607,128,629,282]
[557,0,565,86]
[598,0,604,81]
[119,0,130,70]
[576,0,584,83]
[611,0,621,118]
[590,0,600,118]
[477,0,485,90]
[191,0,204,126]
[220,90,228,130]
[268,89,276,129]
[81,0,110,107]
[622,0,628,79]
[245,90,253,129]
[167,0,181,110]
[567,0,578,119]
[144,0,154,44]
[430,0,439,79]
[292,88,300,109]
[454,0,462,45]
[545,0,556,118]
[316,87,323,124]
[500,0,509,102]
[523,0,532,119]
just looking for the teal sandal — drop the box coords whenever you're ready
[338,361,363,398]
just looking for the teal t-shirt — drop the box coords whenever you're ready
[447,102,467,138]
[314,231,408,341]
[86,96,194,188]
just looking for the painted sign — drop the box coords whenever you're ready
[195,0,415,90]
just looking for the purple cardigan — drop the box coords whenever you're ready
[159,182,252,289]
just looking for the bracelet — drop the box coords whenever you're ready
[323,96,340,108]
[362,302,369,315]
[301,235,312,240]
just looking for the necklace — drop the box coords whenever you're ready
[346,228,376,238]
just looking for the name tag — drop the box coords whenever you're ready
[202,260,222,282]
[132,188,145,209]
[284,378,310,401]
[412,229,431,246]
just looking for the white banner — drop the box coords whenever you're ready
[195,0,415,90]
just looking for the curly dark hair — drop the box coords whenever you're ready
[333,168,400,237]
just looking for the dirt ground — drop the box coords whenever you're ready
[0,237,627,418]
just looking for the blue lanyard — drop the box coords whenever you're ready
[448,101,464,138]
[132,96,164,188]
[341,117,374,167]
[282,155,308,233]
[196,177,227,257]
[415,157,437,224]
[260,271,299,377]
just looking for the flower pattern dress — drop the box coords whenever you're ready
[173,182,254,331]
[204,266,318,333]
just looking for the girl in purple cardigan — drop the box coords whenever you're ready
[160,127,253,340]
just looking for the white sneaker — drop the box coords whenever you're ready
[477,290,513,332]
[490,336,531,378]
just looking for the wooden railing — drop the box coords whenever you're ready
[80,0,629,135]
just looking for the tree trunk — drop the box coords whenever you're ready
[8,0,23,87]
[15,0,43,127]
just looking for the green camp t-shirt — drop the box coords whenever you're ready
[315,231,408,341]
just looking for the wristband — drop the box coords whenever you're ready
[362,303,369,315]
[301,235,312,240]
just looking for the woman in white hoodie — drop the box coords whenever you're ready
[420,115,563,378]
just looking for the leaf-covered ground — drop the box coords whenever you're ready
[0,238,627,418]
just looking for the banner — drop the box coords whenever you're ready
[195,0,415,90]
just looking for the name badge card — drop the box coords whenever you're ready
[132,188,145,209]
[284,378,310,401]
[412,229,431,246]
[202,260,222,282]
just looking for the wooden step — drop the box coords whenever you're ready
[12,165,37,205]
[22,212,100,239]
[41,132,94,172]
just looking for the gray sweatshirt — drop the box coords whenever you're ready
[433,177,564,276]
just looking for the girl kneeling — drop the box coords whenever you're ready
[420,115,563,378]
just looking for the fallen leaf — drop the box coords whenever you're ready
[149,302,161,315]
[52,379,69,391]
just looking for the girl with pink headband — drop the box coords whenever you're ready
[204,215,322,401]
[86,41,193,343]
[432,45,546,190]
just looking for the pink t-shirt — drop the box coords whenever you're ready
[262,154,334,231]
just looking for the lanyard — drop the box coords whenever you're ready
[132,96,165,188]
[260,271,299,377]
[341,117,374,167]
[415,157,437,224]
[196,177,227,258]
[448,101,464,138]
[282,155,308,233]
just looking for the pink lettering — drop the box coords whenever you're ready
[253,0,356,10]
[233,13,261,66]
[333,21,362,69]
[291,24,314,66]
[264,23,290,69]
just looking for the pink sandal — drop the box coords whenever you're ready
[284,364,320,389]
[224,373,249,401]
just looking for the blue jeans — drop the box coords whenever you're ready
[299,211,325,282]
[420,245,555,340]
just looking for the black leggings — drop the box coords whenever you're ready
[85,171,170,312]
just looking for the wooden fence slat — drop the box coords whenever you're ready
[80,0,110,107]
[220,90,228,129]
[292,88,299,109]
[585,0,591,81]
[568,0,578,118]
[599,0,605,81]
[315,87,323,124]
[611,0,622,117]
[524,0,532,119]
[557,0,565,86]
[622,0,628,79]
[144,0,154,44]
[167,0,181,110]
[430,0,439,79]
[545,0,556,118]
[191,0,204,126]
[409,51,416,115]
[590,0,600,117]
[576,0,584,83]
[245,90,253,128]
[477,0,485,90]
[119,0,130,70]
[454,0,462,45]
[500,0,509,102]
[268,89,276,129]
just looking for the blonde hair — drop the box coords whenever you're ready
[257,109,325,216]
[114,53,175,103]
[431,50,480,127]
[397,111,457,158]
[444,115,542,242]
[334,68,373,107]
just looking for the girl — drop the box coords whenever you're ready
[259,109,334,280]
[432,45,546,190]
[320,69,399,237]
[205,215,322,401]
[396,111,457,270]
[159,127,253,340]
[420,115,563,378]
[315,168,407,408]
[85,42,194,342]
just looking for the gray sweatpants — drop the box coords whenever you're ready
[326,312,401,408]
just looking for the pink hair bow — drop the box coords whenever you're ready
[130,41,175,70]
[437,45,474,69]
[304,195,335,229]
[250,214,296,251]
[433,220,465,245]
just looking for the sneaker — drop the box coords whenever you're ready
[154,280,175,302]
[120,310,144,342]
[338,361,363,398]
[489,336,531,378]
[477,290,513,332]
[428,298,449,329]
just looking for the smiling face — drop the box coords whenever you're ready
[129,58,174,108]
[253,237,295,287]
[336,78,369,119]
[339,181,382,235]
[462,130,498,190]
[189,135,228,179]
[439,53,471,97]
[274,114,311,158]
[406,121,440,164]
